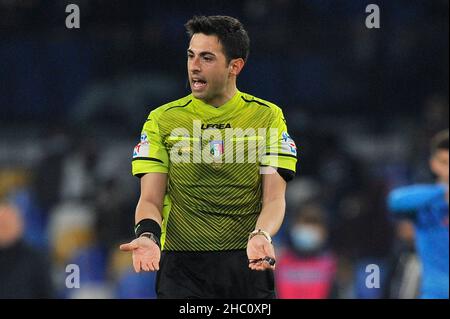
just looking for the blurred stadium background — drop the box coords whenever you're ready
[0,0,448,298]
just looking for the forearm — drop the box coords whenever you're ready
[388,184,446,213]
[255,197,286,236]
[135,172,167,226]
[135,197,163,225]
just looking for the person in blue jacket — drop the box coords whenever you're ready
[388,129,449,299]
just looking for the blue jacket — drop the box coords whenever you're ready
[388,184,449,299]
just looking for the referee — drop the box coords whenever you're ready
[120,15,297,299]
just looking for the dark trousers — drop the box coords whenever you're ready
[156,250,276,299]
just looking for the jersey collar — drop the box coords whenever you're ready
[192,90,243,115]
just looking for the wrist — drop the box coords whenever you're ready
[135,218,162,248]
[139,232,161,249]
[248,229,272,244]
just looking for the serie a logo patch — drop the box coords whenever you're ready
[133,132,150,158]
[281,132,297,156]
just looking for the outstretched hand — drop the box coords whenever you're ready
[119,237,161,272]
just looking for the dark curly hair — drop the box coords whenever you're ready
[431,129,449,155]
[185,15,250,64]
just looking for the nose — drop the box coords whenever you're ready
[189,56,201,73]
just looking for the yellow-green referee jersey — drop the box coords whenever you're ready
[132,90,297,251]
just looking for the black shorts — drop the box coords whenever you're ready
[155,250,276,299]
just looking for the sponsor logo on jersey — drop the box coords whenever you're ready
[201,123,232,130]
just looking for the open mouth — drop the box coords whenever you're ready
[192,78,207,90]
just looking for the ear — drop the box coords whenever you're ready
[228,58,245,76]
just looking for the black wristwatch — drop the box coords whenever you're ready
[140,232,161,249]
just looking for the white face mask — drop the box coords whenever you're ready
[290,225,325,252]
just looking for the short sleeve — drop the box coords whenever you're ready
[131,111,169,176]
[260,107,297,173]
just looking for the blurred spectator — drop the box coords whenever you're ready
[385,220,421,298]
[335,180,394,299]
[275,201,338,299]
[32,125,69,215]
[0,200,53,298]
[409,95,449,183]
[388,129,449,299]
[94,177,137,252]
[59,135,99,202]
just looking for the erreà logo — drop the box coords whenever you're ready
[201,123,232,129]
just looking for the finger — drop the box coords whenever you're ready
[250,263,258,270]
[145,261,155,272]
[141,261,150,272]
[248,258,264,268]
[255,262,266,271]
[147,262,155,272]
[254,257,274,270]
[250,261,264,271]
[120,242,138,251]
[152,260,160,271]
[132,255,141,273]
[248,261,258,270]
[251,265,264,271]
[262,263,275,271]
[261,263,272,271]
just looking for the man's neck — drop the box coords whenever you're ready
[204,85,238,108]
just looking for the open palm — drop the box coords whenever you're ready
[120,237,161,272]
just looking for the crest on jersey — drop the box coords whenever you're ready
[210,140,224,158]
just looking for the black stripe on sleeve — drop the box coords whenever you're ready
[132,157,164,164]
[264,152,297,159]
[277,168,296,182]
[260,165,296,183]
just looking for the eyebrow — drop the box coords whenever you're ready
[187,49,216,57]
